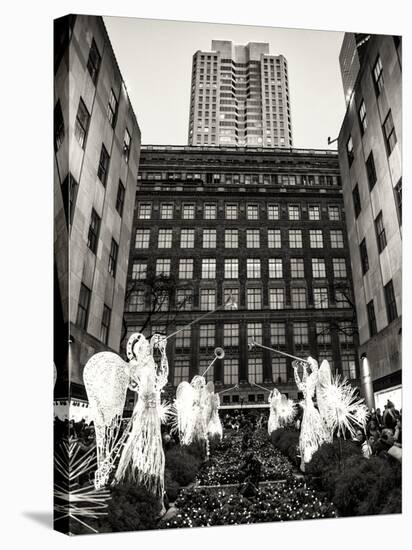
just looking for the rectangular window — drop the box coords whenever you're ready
[341,353,357,379]
[182,204,195,219]
[289,230,302,248]
[373,55,384,95]
[309,230,324,248]
[204,203,217,219]
[247,204,259,220]
[247,259,261,278]
[316,322,331,344]
[131,261,147,280]
[76,283,91,330]
[333,258,347,278]
[394,179,402,225]
[87,38,101,84]
[179,259,193,279]
[200,289,216,310]
[384,280,398,323]
[115,180,125,217]
[288,204,300,220]
[314,287,329,309]
[290,258,304,278]
[174,359,190,386]
[158,229,173,248]
[223,287,239,309]
[328,205,340,221]
[176,288,193,310]
[358,99,367,134]
[153,290,169,312]
[308,205,320,220]
[247,288,262,310]
[383,110,397,155]
[225,229,238,248]
[224,259,238,279]
[225,203,238,219]
[360,239,369,274]
[160,203,174,219]
[268,204,280,220]
[270,322,286,346]
[135,229,150,249]
[87,209,100,254]
[330,230,344,248]
[156,259,171,277]
[180,229,195,248]
[312,258,326,278]
[97,144,110,186]
[203,229,216,248]
[367,300,377,336]
[293,322,308,345]
[246,229,260,248]
[269,288,285,309]
[291,287,306,309]
[248,322,263,345]
[199,324,215,350]
[248,357,263,384]
[175,326,191,352]
[100,305,111,345]
[199,358,214,383]
[346,135,354,166]
[269,258,283,278]
[224,323,239,348]
[108,239,118,277]
[352,184,361,218]
[74,98,90,149]
[128,289,145,312]
[366,152,377,190]
[202,259,216,279]
[374,212,387,253]
[137,202,152,219]
[61,173,78,227]
[123,128,131,163]
[338,321,354,345]
[107,88,118,128]
[54,100,65,151]
[272,357,287,384]
[224,359,239,385]
[268,229,281,248]
[335,289,350,309]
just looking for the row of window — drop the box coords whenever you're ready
[172,352,357,386]
[353,176,402,230]
[76,283,111,344]
[136,201,342,221]
[127,285,350,312]
[131,257,347,281]
[86,205,124,278]
[134,227,345,250]
[138,172,339,187]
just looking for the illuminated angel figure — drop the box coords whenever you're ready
[207,385,223,440]
[267,388,282,434]
[293,357,328,471]
[190,375,210,444]
[316,360,335,442]
[277,394,297,428]
[115,333,170,500]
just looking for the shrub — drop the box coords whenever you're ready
[164,469,180,502]
[306,439,361,478]
[380,487,402,515]
[270,428,299,465]
[106,483,161,532]
[165,447,200,486]
[186,440,206,461]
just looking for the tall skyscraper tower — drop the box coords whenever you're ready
[188,40,293,147]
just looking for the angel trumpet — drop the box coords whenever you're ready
[214,347,225,360]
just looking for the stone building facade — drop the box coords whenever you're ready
[54,14,141,398]
[124,145,359,407]
[337,34,402,408]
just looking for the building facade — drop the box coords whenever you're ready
[54,15,141,398]
[125,145,359,407]
[188,41,293,148]
[337,34,402,409]
[339,33,371,105]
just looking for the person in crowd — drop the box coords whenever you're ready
[394,416,402,445]
[372,428,394,458]
[366,418,380,443]
[375,407,383,427]
[383,400,398,430]
[354,428,372,458]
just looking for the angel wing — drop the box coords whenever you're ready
[174,381,195,445]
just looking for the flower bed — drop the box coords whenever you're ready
[163,479,337,528]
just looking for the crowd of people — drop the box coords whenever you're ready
[354,400,402,460]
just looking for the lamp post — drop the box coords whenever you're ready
[360,354,375,410]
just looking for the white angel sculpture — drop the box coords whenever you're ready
[207,385,223,440]
[293,357,328,471]
[115,333,170,499]
[267,388,282,434]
